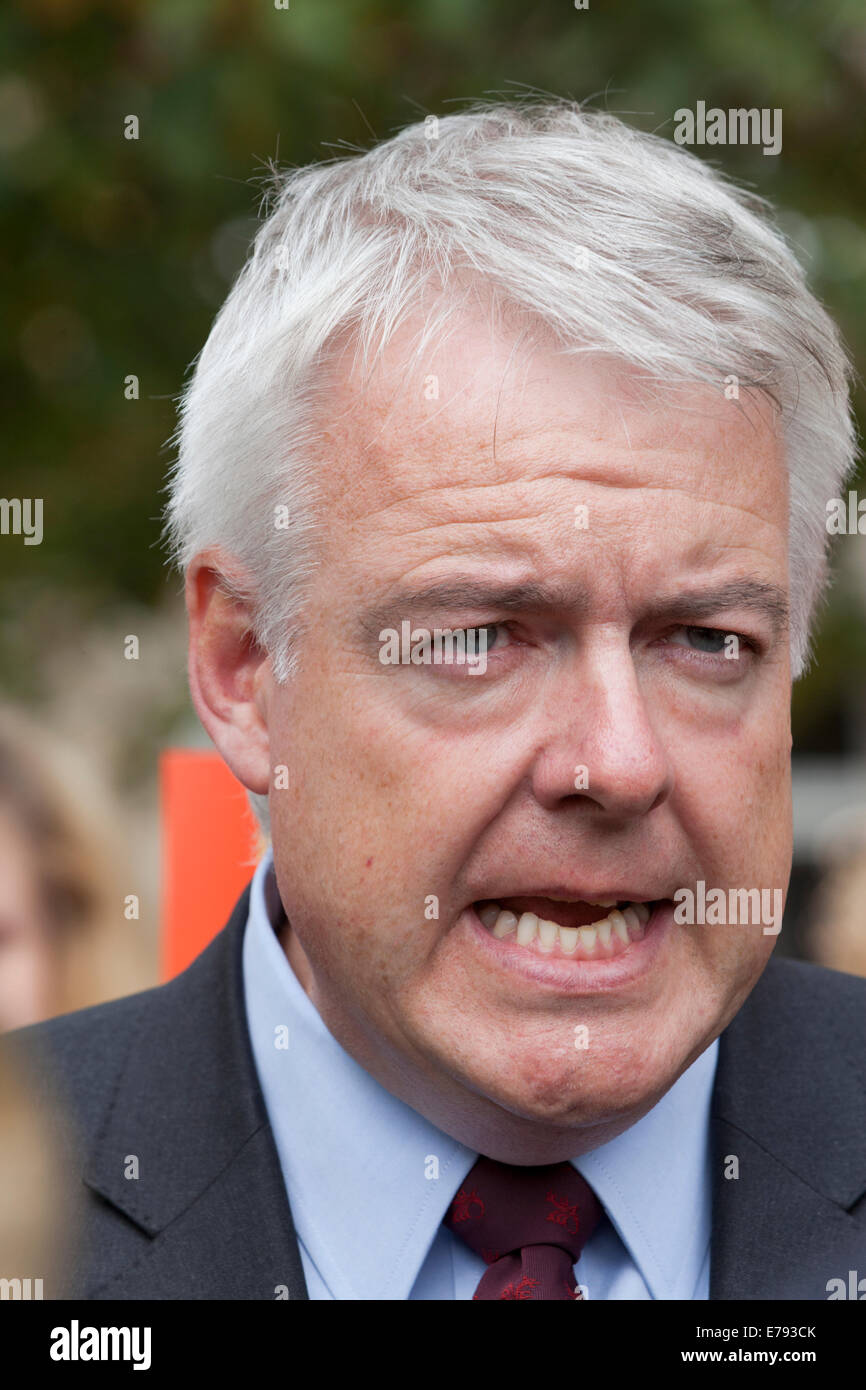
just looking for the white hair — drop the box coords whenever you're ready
[166,98,858,697]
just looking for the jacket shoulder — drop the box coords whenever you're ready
[717,953,866,1132]
[746,954,866,1041]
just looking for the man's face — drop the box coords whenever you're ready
[261,307,792,1161]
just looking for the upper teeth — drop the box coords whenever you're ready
[477,900,651,956]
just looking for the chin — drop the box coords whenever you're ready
[462,1029,687,1134]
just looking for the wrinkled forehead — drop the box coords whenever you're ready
[314,302,788,530]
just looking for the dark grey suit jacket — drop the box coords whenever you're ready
[5,886,866,1300]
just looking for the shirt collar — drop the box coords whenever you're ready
[574,1038,717,1299]
[243,848,717,1300]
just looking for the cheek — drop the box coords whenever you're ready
[680,922,776,1018]
[0,934,52,1029]
[731,729,792,893]
[669,684,792,876]
[271,670,500,911]
[266,711,471,993]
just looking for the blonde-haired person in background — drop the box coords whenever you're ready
[0,705,149,1031]
[810,831,866,979]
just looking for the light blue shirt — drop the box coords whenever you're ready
[242,848,718,1300]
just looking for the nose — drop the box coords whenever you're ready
[528,637,674,821]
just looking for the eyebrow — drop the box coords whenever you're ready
[359,576,790,639]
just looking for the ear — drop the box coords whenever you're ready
[185,550,272,795]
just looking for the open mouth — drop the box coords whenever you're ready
[472,896,660,961]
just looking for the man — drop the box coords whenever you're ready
[7,100,865,1300]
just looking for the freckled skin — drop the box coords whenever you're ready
[188,302,793,1164]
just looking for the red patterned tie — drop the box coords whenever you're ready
[444,1156,603,1300]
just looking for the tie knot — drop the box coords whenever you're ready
[445,1156,602,1267]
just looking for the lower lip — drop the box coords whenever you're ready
[461,901,673,995]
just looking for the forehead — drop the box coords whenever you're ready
[317,303,787,535]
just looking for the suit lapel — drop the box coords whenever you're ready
[709,957,866,1299]
[82,887,309,1299]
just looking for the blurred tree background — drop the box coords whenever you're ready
[1,0,864,962]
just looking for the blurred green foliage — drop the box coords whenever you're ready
[2,0,864,748]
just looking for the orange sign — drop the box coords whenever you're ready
[160,749,264,980]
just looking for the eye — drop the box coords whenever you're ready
[662,625,756,661]
[671,626,731,653]
[455,623,508,653]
